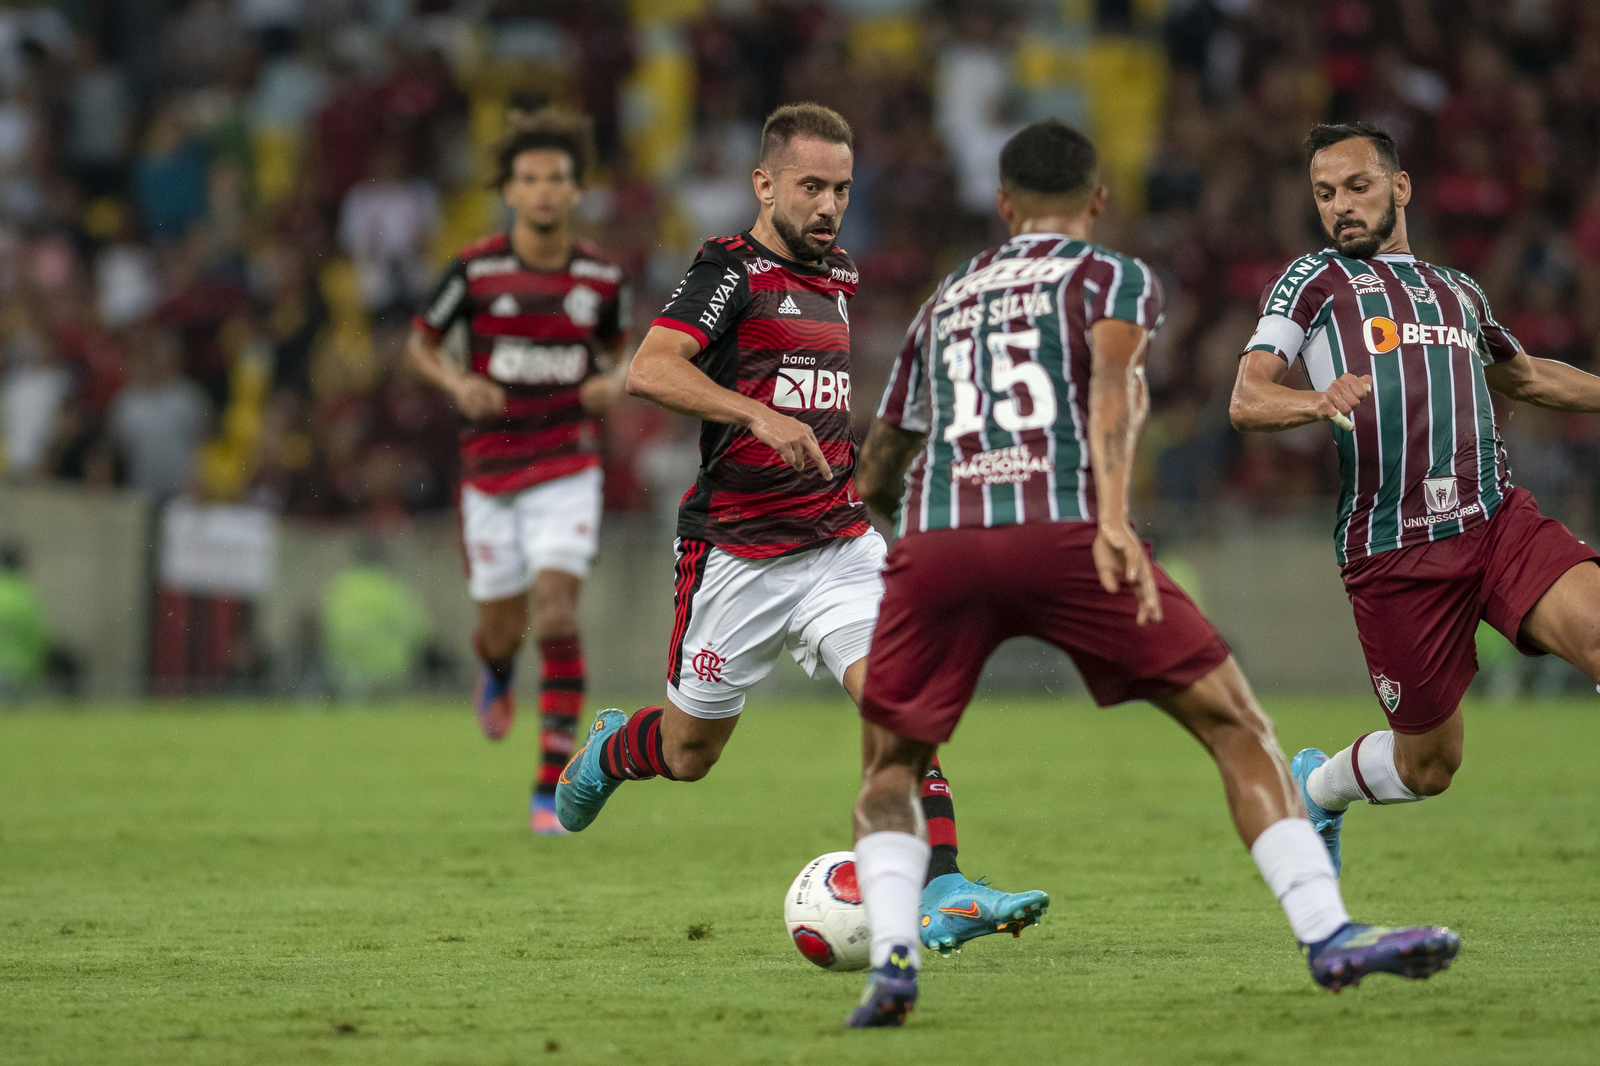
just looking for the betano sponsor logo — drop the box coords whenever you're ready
[950,444,1052,486]
[1361,316,1476,355]
[936,256,1084,310]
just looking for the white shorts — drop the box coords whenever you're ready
[667,530,887,718]
[461,466,602,601]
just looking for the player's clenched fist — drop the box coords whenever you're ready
[452,375,509,420]
[1317,373,1372,428]
[750,410,833,479]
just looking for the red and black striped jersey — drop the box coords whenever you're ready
[652,231,868,558]
[414,233,630,495]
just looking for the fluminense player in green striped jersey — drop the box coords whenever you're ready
[841,121,1456,1030]
[1232,122,1600,877]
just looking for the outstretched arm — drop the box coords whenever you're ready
[1088,318,1161,626]
[627,325,832,478]
[1483,350,1600,412]
[1229,350,1372,432]
[855,419,925,522]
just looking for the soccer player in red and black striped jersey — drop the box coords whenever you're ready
[556,104,1046,954]
[408,109,630,835]
[1232,123,1600,876]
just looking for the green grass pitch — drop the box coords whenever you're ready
[3,696,1598,1065]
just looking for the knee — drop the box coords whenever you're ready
[1200,692,1278,752]
[1401,751,1461,797]
[532,602,578,640]
[664,739,720,782]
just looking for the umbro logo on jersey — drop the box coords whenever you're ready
[489,293,519,317]
[1348,273,1386,295]
[779,294,802,315]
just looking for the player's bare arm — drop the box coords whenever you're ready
[855,419,924,521]
[407,324,507,419]
[1087,318,1162,625]
[1483,349,1600,412]
[1229,351,1370,432]
[578,340,633,415]
[626,324,832,478]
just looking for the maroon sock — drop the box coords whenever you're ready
[598,706,676,781]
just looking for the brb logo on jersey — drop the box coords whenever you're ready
[772,360,851,412]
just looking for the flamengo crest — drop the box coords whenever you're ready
[692,646,727,683]
[1373,673,1401,713]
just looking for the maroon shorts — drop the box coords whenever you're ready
[859,522,1231,744]
[1342,486,1598,735]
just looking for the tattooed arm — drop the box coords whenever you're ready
[855,418,925,523]
[1088,318,1162,625]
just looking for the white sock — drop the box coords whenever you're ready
[854,831,929,969]
[1306,731,1422,812]
[1250,818,1352,944]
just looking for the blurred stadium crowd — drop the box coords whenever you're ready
[0,0,1596,535]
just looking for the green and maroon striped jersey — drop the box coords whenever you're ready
[1246,251,1521,564]
[876,233,1162,535]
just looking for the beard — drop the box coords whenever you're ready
[771,208,835,263]
[1329,195,1397,259]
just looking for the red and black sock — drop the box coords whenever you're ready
[534,637,585,798]
[473,630,517,685]
[921,758,962,884]
[598,706,677,781]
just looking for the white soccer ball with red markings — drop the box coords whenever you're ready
[784,851,870,971]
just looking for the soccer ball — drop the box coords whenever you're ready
[784,851,870,971]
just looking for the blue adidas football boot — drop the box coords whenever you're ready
[554,709,628,832]
[919,872,1049,956]
[1305,923,1460,992]
[1291,748,1344,875]
[472,666,515,741]
[846,944,918,1028]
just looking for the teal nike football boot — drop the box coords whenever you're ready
[919,872,1049,956]
[554,709,628,832]
[1291,748,1344,875]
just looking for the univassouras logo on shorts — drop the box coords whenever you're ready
[951,444,1051,485]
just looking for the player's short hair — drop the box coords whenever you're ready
[999,120,1098,197]
[1304,121,1401,174]
[495,106,595,188]
[758,103,853,167]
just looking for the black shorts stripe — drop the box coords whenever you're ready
[667,540,712,687]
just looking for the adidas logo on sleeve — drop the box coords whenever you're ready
[778,294,802,315]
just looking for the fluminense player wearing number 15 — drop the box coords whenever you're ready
[1231,122,1600,875]
[845,121,1456,1029]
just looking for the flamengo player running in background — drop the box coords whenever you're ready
[556,104,1046,953]
[845,121,1456,1028]
[1231,123,1600,871]
[409,110,631,835]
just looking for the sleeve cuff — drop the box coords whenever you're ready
[1245,343,1290,360]
[652,317,709,350]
